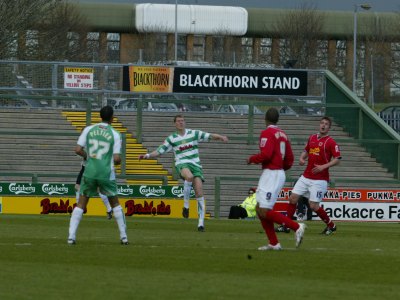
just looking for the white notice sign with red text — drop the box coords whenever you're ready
[64,67,94,89]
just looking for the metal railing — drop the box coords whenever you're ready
[0,172,168,185]
[0,60,326,110]
[379,109,400,134]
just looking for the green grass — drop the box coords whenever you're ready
[1,215,400,300]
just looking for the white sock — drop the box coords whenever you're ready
[68,207,84,240]
[99,193,112,212]
[197,197,205,227]
[183,181,192,209]
[75,191,80,204]
[113,205,127,240]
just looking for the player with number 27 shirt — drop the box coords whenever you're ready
[68,106,128,246]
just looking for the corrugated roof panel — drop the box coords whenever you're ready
[135,3,248,36]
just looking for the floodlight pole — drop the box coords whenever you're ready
[353,4,371,93]
[174,0,178,62]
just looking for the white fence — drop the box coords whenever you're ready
[379,108,400,133]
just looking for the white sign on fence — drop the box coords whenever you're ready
[64,67,94,89]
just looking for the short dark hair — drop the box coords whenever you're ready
[321,116,332,127]
[100,105,114,122]
[265,107,279,124]
[174,114,184,123]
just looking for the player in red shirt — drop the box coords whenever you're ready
[278,116,341,235]
[247,108,306,250]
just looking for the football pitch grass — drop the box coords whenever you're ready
[1,215,399,300]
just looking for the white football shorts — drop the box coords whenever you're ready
[256,169,286,209]
[291,175,328,203]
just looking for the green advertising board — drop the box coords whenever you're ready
[0,183,195,198]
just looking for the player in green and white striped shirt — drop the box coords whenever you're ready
[139,114,228,232]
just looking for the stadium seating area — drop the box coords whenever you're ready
[1,108,400,217]
[0,108,79,183]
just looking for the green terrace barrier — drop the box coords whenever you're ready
[0,94,94,125]
[0,173,169,185]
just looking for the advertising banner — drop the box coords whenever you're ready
[173,67,308,96]
[1,183,399,221]
[278,188,400,202]
[0,183,195,198]
[274,201,400,222]
[0,183,198,218]
[0,196,199,218]
[0,183,71,196]
[318,202,400,222]
[123,66,174,93]
[122,65,308,96]
[64,67,94,89]
[276,188,400,222]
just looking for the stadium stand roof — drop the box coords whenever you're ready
[76,2,400,39]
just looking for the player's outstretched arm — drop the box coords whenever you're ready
[139,150,160,160]
[210,133,228,142]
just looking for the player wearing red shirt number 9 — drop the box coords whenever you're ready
[279,116,341,236]
[247,108,306,251]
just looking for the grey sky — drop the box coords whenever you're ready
[78,0,400,13]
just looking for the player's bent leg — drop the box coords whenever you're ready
[183,180,192,212]
[179,167,194,214]
[192,177,204,199]
[286,193,301,219]
[311,201,336,234]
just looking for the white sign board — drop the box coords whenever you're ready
[320,202,400,222]
[64,67,94,89]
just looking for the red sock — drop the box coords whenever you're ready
[316,207,334,227]
[260,218,278,245]
[286,203,297,219]
[265,210,300,231]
